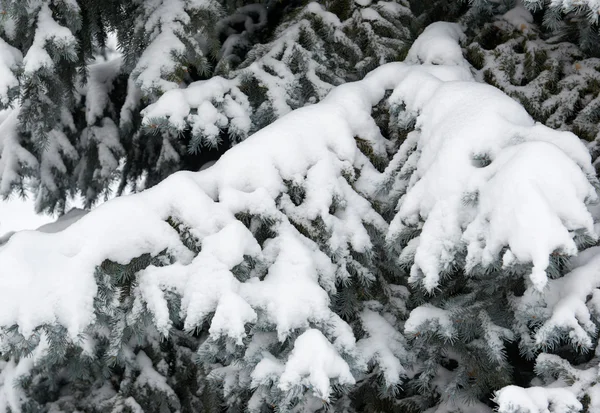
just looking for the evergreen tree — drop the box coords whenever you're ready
[2,1,600,413]
[0,0,413,214]
[2,17,600,413]
[461,3,600,173]
[383,21,600,412]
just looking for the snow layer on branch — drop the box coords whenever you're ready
[0,38,21,106]
[23,3,77,74]
[405,304,454,339]
[0,21,472,401]
[357,309,409,387]
[217,4,268,63]
[405,22,467,67]
[524,0,600,23]
[140,0,412,146]
[0,28,435,396]
[495,385,582,413]
[141,76,252,140]
[513,246,600,351]
[0,110,38,197]
[278,329,355,401]
[502,2,534,32]
[387,24,598,291]
[1,19,596,406]
[131,0,218,94]
[82,59,123,126]
[0,19,524,405]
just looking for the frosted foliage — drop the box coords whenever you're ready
[278,329,355,401]
[131,0,219,94]
[1,16,599,411]
[524,0,600,22]
[0,0,416,214]
[386,24,598,293]
[22,3,77,74]
[0,27,440,403]
[496,385,582,413]
[0,38,21,106]
[0,110,37,197]
[468,14,600,146]
[143,0,412,144]
[141,76,252,140]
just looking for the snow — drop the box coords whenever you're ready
[357,309,407,387]
[387,56,597,292]
[405,304,454,339]
[465,141,595,290]
[502,1,534,32]
[141,0,376,140]
[0,110,38,198]
[0,196,52,238]
[306,2,342,27]
[0,333,49,412]
[514,248,600,350]
[0,38,21,106]
[131,0,218,93]
[277,329,355,401]
[0,177,201,338]
[35,208,88,234]
[425,400,493,413]
[217,4,268,62]
[1,18,599,407]
[0,31,424,394]
[134,351,177,399]
[141,76,251,139]
[495,385,582,413]
[82,59,122,125]
[405,22,467,67]
[23,4,77,74]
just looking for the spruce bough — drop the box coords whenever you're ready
[1,16,600,413]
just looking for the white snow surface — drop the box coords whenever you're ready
[0,20,598,405]
[496,385,582,413]
[387,24,597,293]
[502,1,534,32]
[131,0,219,93]
[278,329,355,400]
[0,38,21,106]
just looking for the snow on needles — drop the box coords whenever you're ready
[387,23,597,293]
[0,38,21,107]
[0,21,598,407]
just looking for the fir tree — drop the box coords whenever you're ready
[2,18,600,413]
[3,2,600,413]
[0,0,413,214]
